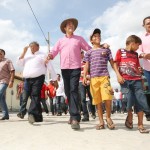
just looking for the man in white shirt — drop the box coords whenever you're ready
[17,41,57,124]
[55,74,66,116]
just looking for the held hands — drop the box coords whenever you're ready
[45,53,53,64]
[82,76,88,86]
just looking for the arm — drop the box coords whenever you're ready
[82,62,90,86]
[113,62,125,84]
[19,46,29,59]
[8,70,15,88]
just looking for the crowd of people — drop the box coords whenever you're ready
[0,16,150,133]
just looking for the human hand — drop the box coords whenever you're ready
[82,77,88,86]
[144,53,150,60]
[8,82,13,88]
[117,76,125,84]
[23,46,29,53]
[102,43,110,49]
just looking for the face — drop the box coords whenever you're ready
[64,21,75,34]
[91,33,101,45]
[130,42,140,51]
[0,51,5,60]
[143,18,150,33]
[29,43,39,54]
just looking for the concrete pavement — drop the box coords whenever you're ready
[0,112,149,150]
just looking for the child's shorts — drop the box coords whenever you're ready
[121,80,150,113]
[90,76,113,105]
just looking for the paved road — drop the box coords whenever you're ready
[0,112,149,150]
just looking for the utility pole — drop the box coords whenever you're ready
[47,32,50,82]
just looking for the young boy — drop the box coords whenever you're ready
[114,35,150,133]
[83,28,115,130]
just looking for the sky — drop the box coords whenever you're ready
[0,0,150,89]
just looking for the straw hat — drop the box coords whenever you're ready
[60,18,78,34]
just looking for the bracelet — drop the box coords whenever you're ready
[10,81,14,83]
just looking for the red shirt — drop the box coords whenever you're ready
[41,84,48,99]
[115,49,141,80]
[47,84,56,98]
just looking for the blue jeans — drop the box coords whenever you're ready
[121,80,150,112]
[144,70,150,92]
[78,82,95,118]
[0,83,9,117]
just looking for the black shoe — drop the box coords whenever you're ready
[28,114,35,124]
[17,113,24,119]
[146,117,150,121]
[71,120,80,130]
[82,118,89,122]
[91,114,96,119]
[0,116,9,120]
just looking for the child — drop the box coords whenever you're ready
[114,35,150,133]
[83,28,115,130]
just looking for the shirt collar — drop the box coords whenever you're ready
[145,32,150,36]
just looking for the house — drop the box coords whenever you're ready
[6,72,31,111]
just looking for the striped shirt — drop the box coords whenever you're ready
[0,58,15,84]
[84,48,113,78]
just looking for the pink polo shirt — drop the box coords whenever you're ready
[51,34,91,69]
[138,33,150,71]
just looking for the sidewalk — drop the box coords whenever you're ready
[0,112,149,150]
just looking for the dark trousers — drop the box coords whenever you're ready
[19,89,30,115]
[27,75,45,121]
[61,68,81,122]
[41,98,49,114]
[49,97,55,115]
[78,82,95,118]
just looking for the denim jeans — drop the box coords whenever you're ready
[144,70,150,92]
[56,96,65,114]
[0,83,9,117]
[61,68,81,122]
[121,80,150,113]
[78,82,95,118]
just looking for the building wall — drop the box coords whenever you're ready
[6,78,31,111]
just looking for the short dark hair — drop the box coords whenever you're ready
[126,35,142,45]
[29,41,39,47]
[143,16,150,25]
[0,49,5,55]
[57,74,61,77]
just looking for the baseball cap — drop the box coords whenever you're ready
[90,28,101,41]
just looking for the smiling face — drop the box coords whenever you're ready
[64,21,75,35]
[143,18,150,33]
[91,33,101,45]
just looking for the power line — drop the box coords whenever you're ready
[26,0,49,44]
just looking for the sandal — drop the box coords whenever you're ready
[125,116,133,129]
[106,119,115,130]
[96,124,105,130]
[138,127,149,134]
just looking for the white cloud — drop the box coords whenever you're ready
[87,0,150,88]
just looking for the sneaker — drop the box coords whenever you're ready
[82,118,89,122]
[91,115,96,119]
[71,120,80,130]
[146,117,150,121]
[17,113,24,119]
[28,114,35,124]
